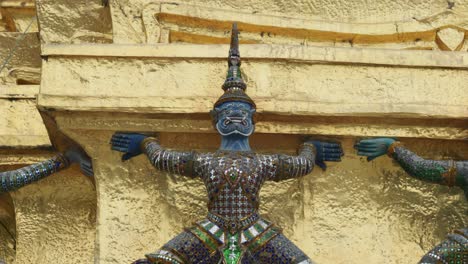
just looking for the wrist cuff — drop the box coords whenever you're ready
[55,153,70,169]
[387,141,403,157]
[442,160,457,187]
[140,137,159,152]
[301,142,317,156]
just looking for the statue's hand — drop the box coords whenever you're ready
[64,148,94,177]
[306,140,343,171]
[354,138,396,161]
[111,133,148,161]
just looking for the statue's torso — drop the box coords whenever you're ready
[195,151,276,221]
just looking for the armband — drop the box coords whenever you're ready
[442,160,457,187]
[387,141,403,157]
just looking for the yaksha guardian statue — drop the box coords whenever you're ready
[111,24,343,264]
[355,138,467,264]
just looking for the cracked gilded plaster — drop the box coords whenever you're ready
[106,0,468,50]
[8,166,97,264]
[0,33,40,85]
[38,54,468,119]
[35,0,112,43]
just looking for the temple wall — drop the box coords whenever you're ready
[1,0,467,263]
[0,1,97,263]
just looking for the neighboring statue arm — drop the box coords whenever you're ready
[389,143,467,188]
[141,137,199,178]
[0,154,69,193]
[355,138,468,198]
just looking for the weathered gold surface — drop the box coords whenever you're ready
[0,33,40,85]
[109,0,468,46]
[0,192,15,264]
[5,164,97,264]
[35,0,112,43]
[0,94,50,148]
[1,0,468,263]
[38,52,468,119]
[62,128,467,264]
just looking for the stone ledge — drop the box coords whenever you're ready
[42,43,468,69]
[38,95,468,119]
[0,85,39,99]
[51,113,467,140]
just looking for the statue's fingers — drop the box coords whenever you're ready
[323,154,342,161]
[355,146,378,152]
[112,133,131,141]
[111,137,130,144]
[322,142,341,148]
[80,162,94,177]
[325,158,341,162]
[111,142,128,150]
[359,139,379,144]
[84,168,94,177]
[324,144,342,150]
[111,145,128,152]
[112,133,126,139]
[82,164,93,174]
[110,135,127,144]
[81,159,92,168]
[357,151,376,156]
[122,153,137,161]
[323,148,342,153]
[355,143,379,151]
[111,139,131,147]
[355,141,377,146]
[111,138,130,146]
[82,166,94,177]
[367,155,380,162]
[357,139,378,145]
[315,160,327,171]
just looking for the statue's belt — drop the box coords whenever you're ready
[207,212,260,233]
[190,213,281,254]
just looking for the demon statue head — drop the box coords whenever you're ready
[210,24,256,150]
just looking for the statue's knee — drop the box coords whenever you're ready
[145,249,185,264]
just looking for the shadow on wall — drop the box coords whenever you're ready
[0,192,15,264]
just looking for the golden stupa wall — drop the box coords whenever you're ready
[1,0,467,263]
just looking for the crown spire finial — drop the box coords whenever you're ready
[215,23,255,108]
[222,23,246,91]
[229,23,240,66]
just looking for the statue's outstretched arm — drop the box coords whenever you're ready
[141,137,198,178]
[111,133,199,178]
[0,148,93,193]
[265,140,343,182]
[390,144,467,187]
[355,138,467,195]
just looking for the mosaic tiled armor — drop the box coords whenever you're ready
[388,142,468,199]
[386,143,468,263]
[112,23,344,264]
[142,138,316,264]
[419,228,467,264]
[0,154,69,193]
